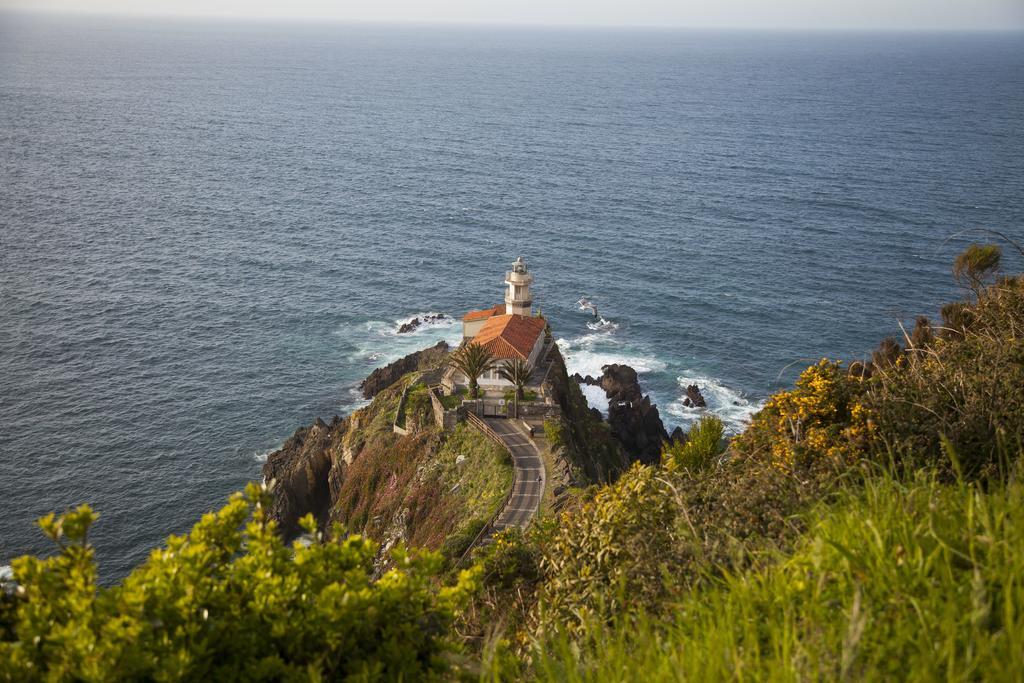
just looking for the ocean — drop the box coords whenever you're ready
[1,13,1022,580]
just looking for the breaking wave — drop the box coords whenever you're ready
[556,337,667,379]
[666,372,764,435]
[557,330,666,415]
[586,316,618,332]
[347,311,461,366]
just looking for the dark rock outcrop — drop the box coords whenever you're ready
[544,351,630,486]
[262,416,348,542]
[359,341,450,399]
[575,364,671,465]
[397,313,447,334]
[682,384,707,408]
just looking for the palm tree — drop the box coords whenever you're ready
[449,343,494,399]
[499,358,534,400]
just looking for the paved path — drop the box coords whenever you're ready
[485,418,545,531]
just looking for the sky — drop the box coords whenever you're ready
[2,0,1024,30]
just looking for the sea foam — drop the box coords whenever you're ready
[666,372,764,435]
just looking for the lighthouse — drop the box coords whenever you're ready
[504,256,533,316]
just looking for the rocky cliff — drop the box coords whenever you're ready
[263,342,512,557]
[263,416,348,540]
[263,338,678,549]
[544,351,631,485]
[574,364,675,465]
[358,341,449,399]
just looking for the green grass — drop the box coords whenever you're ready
[504,389,540,403]
[439,390,466,410]
[494,471,1024,681]
[433,424,513,555]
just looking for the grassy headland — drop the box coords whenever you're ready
[2,246,1022,681]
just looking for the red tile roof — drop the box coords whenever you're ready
[462,304,506,322]
[474,314,546,360]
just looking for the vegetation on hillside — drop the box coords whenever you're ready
[0,485,479,681]
[2,245,1022,680]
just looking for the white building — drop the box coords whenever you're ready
[452,257,547,394]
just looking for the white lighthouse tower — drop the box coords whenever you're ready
[504,256,533,316]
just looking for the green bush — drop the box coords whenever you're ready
[0,484,480,681]
[864,275,1024,478]
[543,418,565,451]
[441,517,487,562]
[405,384,434,430]
[512,472,1024,682]
[537,463,681,635]
[662,415,725,472]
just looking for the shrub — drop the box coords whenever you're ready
[543,418,566,451]
[479,528,542,592]
[537,463,681,635]
[0,484,480,681]
[442,517,487,562]
[953,242,1002,294]
[662,415,725,472]
[405,384,434,430]
[515,473,1024,682]
[863,276,1024,478]
[732,359,870,470]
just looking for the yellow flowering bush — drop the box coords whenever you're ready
[734,360,871,468]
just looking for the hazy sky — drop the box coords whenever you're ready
[3,0,1024,30]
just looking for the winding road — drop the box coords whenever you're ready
[484,418,545,532]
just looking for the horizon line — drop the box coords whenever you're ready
[4,7,1024,33]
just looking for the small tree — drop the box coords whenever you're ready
[449,343,494,399]
[498,359,534,400]
[662,415,725,472]
[953,243,1001,296]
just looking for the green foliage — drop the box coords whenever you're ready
[438,389,465,410]
[864,275,1024,478]
[503,389,539,403]
[405,384,433,431]
[542,418,565,451]
[953,242,1002,294]
[662,415,725,472]
[510,472,1024,681]
[498,359,534,400]
[537,463,681,634]
[0,483,480,681]
[448,343,495,399]
[479,528,542,592]
[441,518,487,563]
[732,359,868,468]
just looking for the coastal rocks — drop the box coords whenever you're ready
[681,384,707,408]
[397,313,447,334]
[262,416,348,542]
[359,341,450,399]
[575,364,671,465]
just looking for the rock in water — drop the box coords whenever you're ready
[681,384,707,408]
[582,363,671,465]
[396,313,447,334]
[397,318,420,334]
[359,341,450,399]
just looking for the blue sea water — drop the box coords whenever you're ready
[1,13,1023,580]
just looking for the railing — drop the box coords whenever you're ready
[457,414,518,567]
